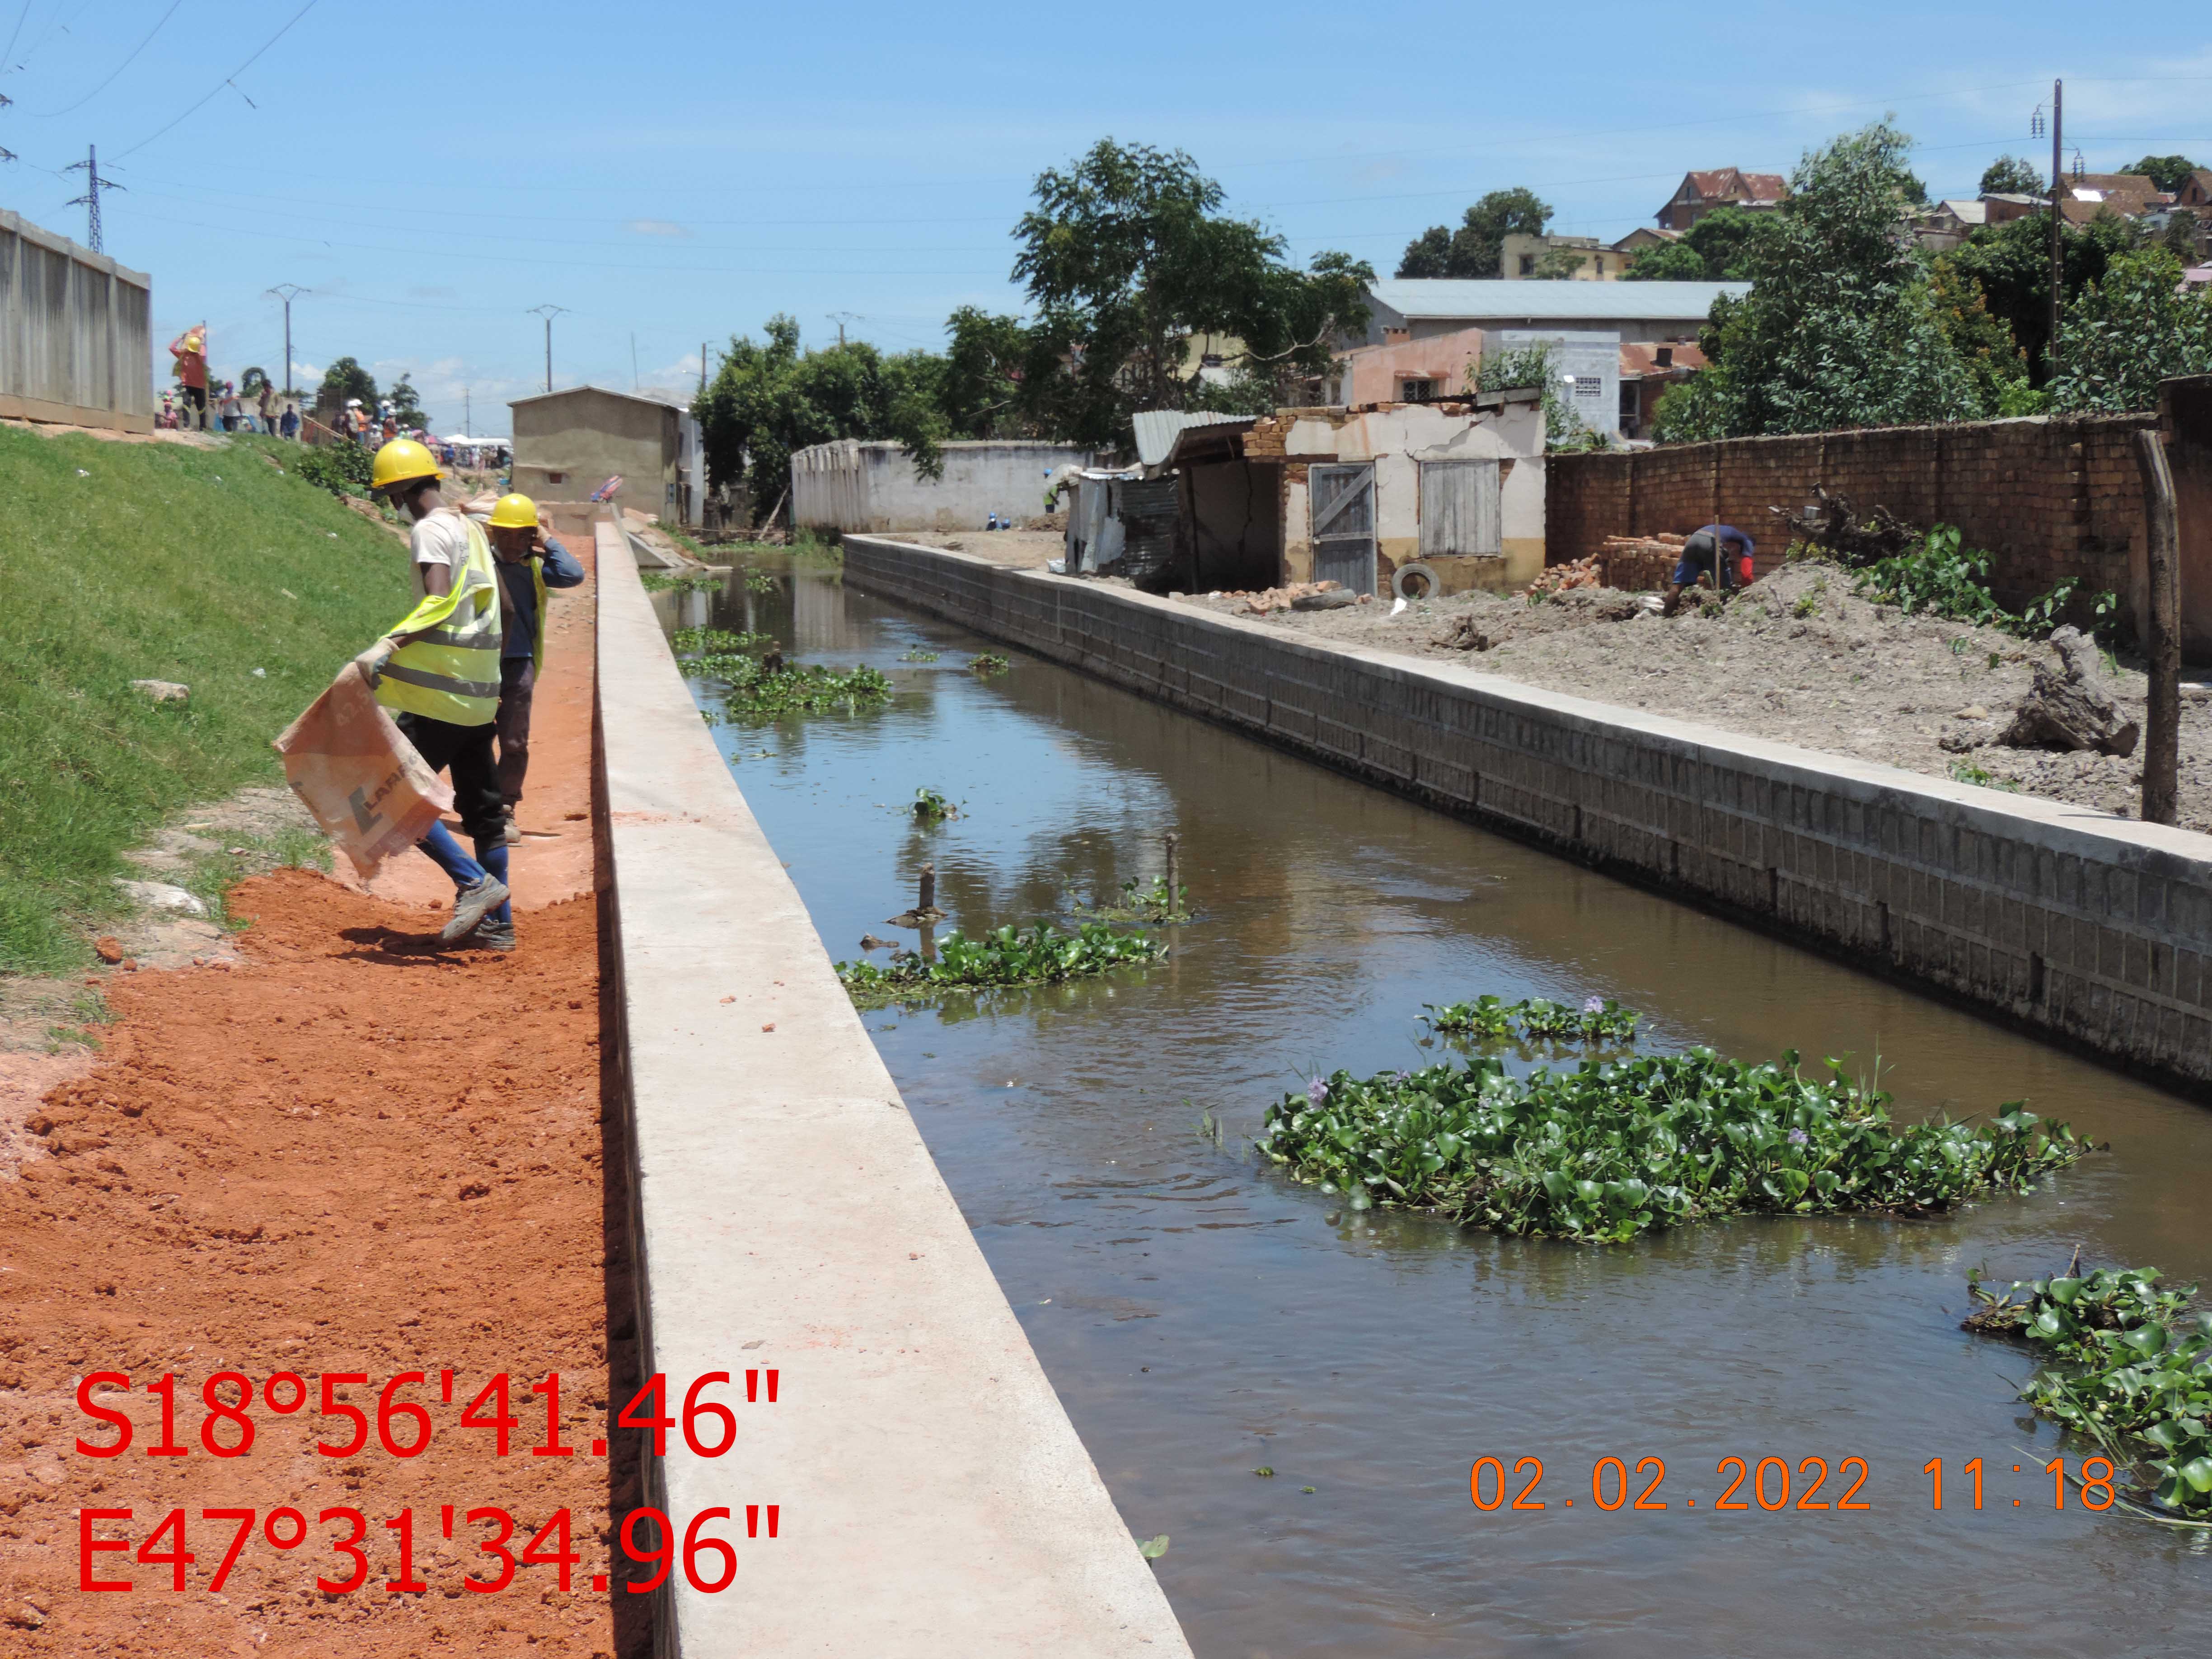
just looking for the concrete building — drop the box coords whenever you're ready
[1161,391,1547,597]
[1654,168,1789,230]
[508,385,704,525]
[790,438,1096,533]
[1327,325,1485,406]
[0,209,153,431]
[1617,340,1704,441]
[1498,232,1635,281]
[1361,279,1745,348]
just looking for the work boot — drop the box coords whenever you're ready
[501,811,522,847]
[439,876,511,942]
[470,918,516,953]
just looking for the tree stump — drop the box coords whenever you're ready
[1998,627,2141,758]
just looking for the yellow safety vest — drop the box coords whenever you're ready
[376,516,502,726]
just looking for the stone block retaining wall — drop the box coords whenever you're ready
[845,536,2212,1095]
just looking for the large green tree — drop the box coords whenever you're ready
[694,316,951,514]
[2127,154,2202,192]
[1652,122,1990,441]
[1394,187,1552,279]
[2048,249,2212,412]
[1008,139,1371,445]
[1623,205,1760,281]
[317,356,378,410]
[1936,211,2133,382]
[1979,155,2046,196]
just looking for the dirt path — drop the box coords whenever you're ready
[0,502,633,1654]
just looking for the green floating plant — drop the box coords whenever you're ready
[911,787,957,824]
[1424,994,1640,1045]
[968,652,1011,676]
[1259,1049,2082,1247]
[672,626,773,654]
[837,923,1164,1003]
[1965,1261,2212,1522]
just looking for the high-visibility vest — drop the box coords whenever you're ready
[376,516,502,726]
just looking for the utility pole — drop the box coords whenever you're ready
[526,305,568,394]
[464,388,472,437]
[265,284,307,394]
[699,341,709,397]
[830,311,860,349]
[63,145,123,253]
[2041,80,2063,375]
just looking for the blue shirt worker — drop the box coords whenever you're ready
[481,493,586,848]
[1662,524,1756,615]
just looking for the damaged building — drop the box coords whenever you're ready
[1156,389,1547,598]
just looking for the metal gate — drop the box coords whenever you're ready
[1309,463,1377,595]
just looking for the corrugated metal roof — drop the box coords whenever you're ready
[1367,280,1748,322]
[1131,409,1251,468]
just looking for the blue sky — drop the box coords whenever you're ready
[5,0,2208,435]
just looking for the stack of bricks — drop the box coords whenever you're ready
[1546,413,2155,612]
[1598,535,1683,591]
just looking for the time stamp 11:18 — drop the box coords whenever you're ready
[1471,1455,2121,1514]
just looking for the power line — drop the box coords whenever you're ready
[29,0,183,116]
[115,0,319,159]
[62,141,120,250]
[0,0,35,70]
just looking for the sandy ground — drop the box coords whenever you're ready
[0,502,629,1653]
[1172,560,2212,835]
[887,528,1063,569]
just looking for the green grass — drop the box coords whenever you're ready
[0,430,412,973]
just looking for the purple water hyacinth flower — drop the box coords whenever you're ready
[1788,1127,1810,1146]
[1584,996,1606,1013]
[1307,1077,1330,1106]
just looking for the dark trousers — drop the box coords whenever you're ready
[495,657,536,811]
[181,384,207,429]
[395,712,505,843]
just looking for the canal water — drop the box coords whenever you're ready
[661,558,2212,1659]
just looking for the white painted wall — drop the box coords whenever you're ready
[792,439,1095,532]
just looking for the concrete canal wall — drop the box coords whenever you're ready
[592,521,1191,1655]
[843,535,2212,1097]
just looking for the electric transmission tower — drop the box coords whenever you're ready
[63,145,124,252]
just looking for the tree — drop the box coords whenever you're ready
[693,316,952,515]
[1528,247,1588,280]
[1651,122,1985,442]
[1938,211,2133,382]
[1625,206,1759,281]
[1475,342,1603,449]
[2047,249,2212,413]
[318,356,378,410]
[1623,240,1708,281]
[1979,155,2045,196]
[2127,154,2202,193]
[387,372,426,431]
[1394,187,1552,280]
[1009,139,1371,445]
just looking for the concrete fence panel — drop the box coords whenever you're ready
[0,209,152,431]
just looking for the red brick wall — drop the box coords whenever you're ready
[1547,414,2154,613]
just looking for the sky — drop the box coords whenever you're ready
[5,0,2209,436]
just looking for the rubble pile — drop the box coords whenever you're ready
[1208,580,1376,615]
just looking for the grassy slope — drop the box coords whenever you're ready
[0,430,412,972]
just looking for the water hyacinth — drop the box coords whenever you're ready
[1257,1049,2083,1245]
[1965,1264,2212,1520]
[671,626,773,654]
[1424,994,1640,1045]
[696,657,891,720]
[836,922,1164,1004]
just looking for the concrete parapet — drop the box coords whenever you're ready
[843,535,2212,1097]
[592,520,1191,1654]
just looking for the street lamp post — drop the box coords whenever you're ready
[265,284,308,395]
[526,305,569,394]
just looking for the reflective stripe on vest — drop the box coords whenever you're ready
[375,516,502,726]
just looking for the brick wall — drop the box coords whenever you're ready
[1547,415,2155,613]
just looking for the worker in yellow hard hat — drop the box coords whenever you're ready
[477,492,585,853]
[351,438,514,948]
[168,325,208,430]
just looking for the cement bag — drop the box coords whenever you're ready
[273,663,452,878]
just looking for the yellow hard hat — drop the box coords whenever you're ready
[370,437,443,492]
[488,492,540,530]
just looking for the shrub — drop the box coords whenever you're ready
[836,922,1165,1003]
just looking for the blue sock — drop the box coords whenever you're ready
[418,821,486,889]
[475,837,512,926]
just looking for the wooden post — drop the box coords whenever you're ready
[1163,833,1181,915]
[918,862,937,915]
[2133,426,2181,826]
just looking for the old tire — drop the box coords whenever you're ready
[1391,561,1439,600]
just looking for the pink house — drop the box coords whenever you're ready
[1330,325,1485,406]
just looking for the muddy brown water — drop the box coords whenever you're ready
[664,561,2212,1658]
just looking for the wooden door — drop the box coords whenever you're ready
[1417,459,1502,557]
[1310,463,1377,595]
